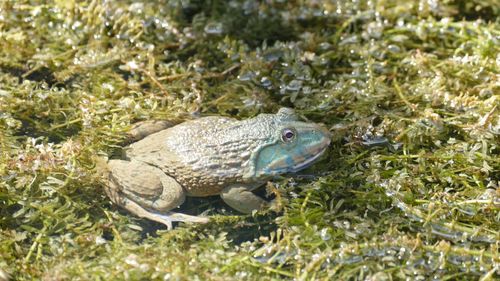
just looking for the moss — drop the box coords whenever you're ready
[0,0,499,280]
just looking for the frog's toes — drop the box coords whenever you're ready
[153,211,210,228]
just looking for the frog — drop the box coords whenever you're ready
[103,108,331,229]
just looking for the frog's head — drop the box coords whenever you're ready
[245,108,331,179]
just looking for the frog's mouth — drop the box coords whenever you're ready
[255,145,329,177]
[287,146,328,173]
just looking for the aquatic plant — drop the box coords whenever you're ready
[0,0,498,280]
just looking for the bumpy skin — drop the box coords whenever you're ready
[104,108,331,228]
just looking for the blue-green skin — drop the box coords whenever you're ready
[105,108,331,227]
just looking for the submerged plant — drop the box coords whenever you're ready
[0,0,498,280]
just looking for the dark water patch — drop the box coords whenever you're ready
[24,67,57,86]
[1,65,24,79]
[1,65,57,87]
[13,118,81,144]
[225,215,278,246]
[452,0,499,21]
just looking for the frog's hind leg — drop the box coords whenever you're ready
[105,159,209,229]
[113,194,209,230]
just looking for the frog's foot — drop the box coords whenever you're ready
[153,211,210,227]
[120,196,209,230]
[220,184,268,214]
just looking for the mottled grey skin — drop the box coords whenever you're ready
[104,108,331,229]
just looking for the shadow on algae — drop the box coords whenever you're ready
[0,0,499,280]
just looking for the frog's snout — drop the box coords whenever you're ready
[317,125,332,149]
[306,124,331,155]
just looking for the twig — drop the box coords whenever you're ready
[140,69,170,96]
[393,78,417,112]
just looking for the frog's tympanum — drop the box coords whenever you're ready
[103,108,331,228]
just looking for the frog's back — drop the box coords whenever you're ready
[125,116,265,196]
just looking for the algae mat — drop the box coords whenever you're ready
[0,1,499,280]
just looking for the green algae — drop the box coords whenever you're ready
[0,0,499,280]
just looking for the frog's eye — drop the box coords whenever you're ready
[281,128,297,143]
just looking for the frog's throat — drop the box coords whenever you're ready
[244,141,276,180]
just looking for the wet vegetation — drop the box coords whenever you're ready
[0,0,499,280]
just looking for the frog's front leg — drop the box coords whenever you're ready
[106,159,209,229]
[220,184,269,214]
